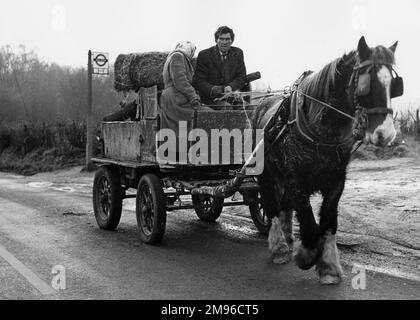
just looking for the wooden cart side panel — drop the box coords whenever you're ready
[101,109,255,166]
[102,121,157,162]
[192,110,255,165]
[140,120,158,162]
[194,110,254,131]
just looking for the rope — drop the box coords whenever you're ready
[239,95,253,129]
[296,90,356,121]
[215,89,287,102]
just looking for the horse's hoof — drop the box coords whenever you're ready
[319,274,341,285]
[272,253,292,265]
[294,245,318,270]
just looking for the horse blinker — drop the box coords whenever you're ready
[356,73,371,96]
[391,75,404,98]
[355,63,404,98]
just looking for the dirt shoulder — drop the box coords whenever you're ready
[335,157,420,280]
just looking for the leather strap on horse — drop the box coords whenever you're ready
[282,72,357,161]
[259,71,355,161]
[289,90,354,146]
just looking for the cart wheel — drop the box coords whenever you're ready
[249,192,270,235]
[192,195,224,222]
[93,166,123,230]
[136,174,166,245]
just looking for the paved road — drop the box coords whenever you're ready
[0,171,418,300]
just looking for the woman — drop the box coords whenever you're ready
[160,41,204,133]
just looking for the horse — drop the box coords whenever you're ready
[252,36,403,285]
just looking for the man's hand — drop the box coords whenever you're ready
[210,86,224,97]
[191,99,202,110]
[224,86,233,93]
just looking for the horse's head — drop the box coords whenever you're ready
[351,36,403,147]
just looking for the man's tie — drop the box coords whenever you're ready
[221,53,227,63]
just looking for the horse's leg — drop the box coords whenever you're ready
[316,179,345,285]
[269,208,293,264]
[279,207,294,253]
[260,164,291,264]
[287,183,321,270]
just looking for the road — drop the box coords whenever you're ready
[0,167,419,300]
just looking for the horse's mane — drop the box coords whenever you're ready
[301,53,353,124]
[302,51,355,102]
[303,59,339,101]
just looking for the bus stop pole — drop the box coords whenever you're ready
[86,50,93,170]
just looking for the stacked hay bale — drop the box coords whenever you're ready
[114,52,169,92]
[114,52,197,92]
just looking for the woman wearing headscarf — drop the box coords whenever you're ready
[160,41,206,133]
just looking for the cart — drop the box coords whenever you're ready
[92,85,270,244]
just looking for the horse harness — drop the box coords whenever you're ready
[263,58,403,160]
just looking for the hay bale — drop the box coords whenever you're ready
[114,54,134,91]
[114,52,198,92]
[114,52,169,92]
[129,52,169,91]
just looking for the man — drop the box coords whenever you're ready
[193,26,247,105]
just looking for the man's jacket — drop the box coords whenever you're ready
[193,46,246,104]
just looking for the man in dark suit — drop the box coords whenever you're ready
[193,26,247,105]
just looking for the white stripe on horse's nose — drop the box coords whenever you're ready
[377,66,392,109]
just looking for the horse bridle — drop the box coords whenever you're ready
[350,59,404,140]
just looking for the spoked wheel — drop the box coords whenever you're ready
[93,166,123,230]
[249,192,270,235]
[136,174,166,245]
[192,195,224,222]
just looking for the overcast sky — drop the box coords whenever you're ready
[1,0,419,109]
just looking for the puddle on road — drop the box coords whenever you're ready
[123,199,136,212]
[218,221,257,236]
[27,181,91,194]
[27,182,53,188]
[50,186,75,192]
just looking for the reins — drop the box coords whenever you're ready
[296,90,356,121]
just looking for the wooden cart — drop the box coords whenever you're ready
[92,86,269,244]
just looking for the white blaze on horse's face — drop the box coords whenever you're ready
[365,65,397,147]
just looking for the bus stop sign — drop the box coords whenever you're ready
[92,52,109,75]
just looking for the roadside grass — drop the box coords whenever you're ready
[404,135,420,157]
[0,121,100,175]
[352,134,419,161]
